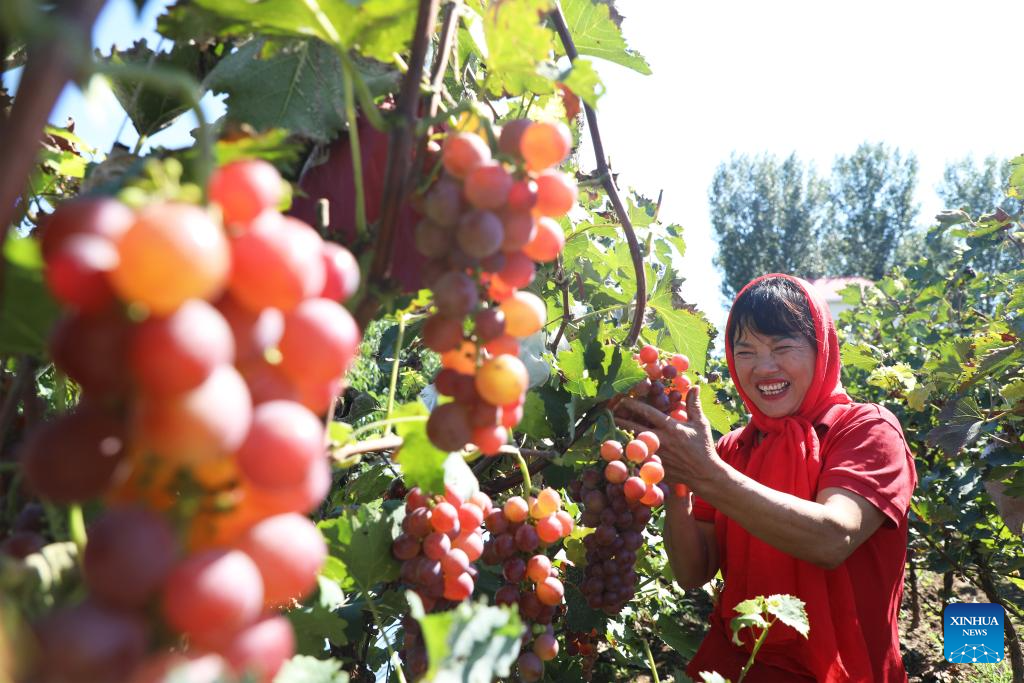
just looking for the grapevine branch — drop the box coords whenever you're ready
[550,3,647,347]
[428,0,463,119]
[549,257,572,351]
[0,0,106,278]
[355,0,441,328]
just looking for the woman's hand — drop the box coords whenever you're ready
[614,386,721,493]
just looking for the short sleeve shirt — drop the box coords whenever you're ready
[689,403,917,682]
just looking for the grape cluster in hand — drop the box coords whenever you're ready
[570,431,667,615]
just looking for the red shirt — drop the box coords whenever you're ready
[687,403,917,682]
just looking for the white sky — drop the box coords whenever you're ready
[9,0,1023,340]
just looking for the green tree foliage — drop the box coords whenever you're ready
[835,182,1024,678]
[824,142,919,280]
[709,153,829,300]
[712,143,920,298]
[936,155,1023,275]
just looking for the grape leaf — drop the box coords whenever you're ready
[926,397,987,457]
[840,342,880,372]
[645,290,714,375]
[190,0,417,61]
[656,612,704,660]
[203,39,346,143]
[701,397,739,436]
[518,390,555,439]
[98,40,205,138]
[392,401,448,496]
[408,593,523,683]
[0,234,60,356]
[483,0,558,98]
[559,57,604,108]
[558,339,598,398]
[273,656,349,683]
[1006,154,1024,200]
[559,0,652,75]
[317,501,402,592]
[763,594,809,638]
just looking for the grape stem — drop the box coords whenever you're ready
[67,504,87,557]
[641,637,661,683]
[428,0,463,118]
[338,51,368,239]
[384,314,408,435]
[549,257,572,351]
[355,0,441,328]
[348,415,427,442]
[738,619,775,683]
[549,2,647,347]
[514,452,532,498]
[331,434,404,463]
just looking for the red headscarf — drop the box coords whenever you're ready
[714,273,871,681]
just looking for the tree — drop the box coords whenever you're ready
[710,152,829,300]
[825,142,919,280]
[935,155,1023,274]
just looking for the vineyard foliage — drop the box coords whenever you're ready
[835,186,1024,670]
[0,1,741,681]
[1,0,1022,681]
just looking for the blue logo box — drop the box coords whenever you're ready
[944,603,1005,664]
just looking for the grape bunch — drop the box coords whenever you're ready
[418,120,578,456]
[570,431,667,615]
[20,159,360,682]
[479,488,573,681]
[627,344,691,421]
[391,485,491,679]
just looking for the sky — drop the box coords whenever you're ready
[7,0,1023,339]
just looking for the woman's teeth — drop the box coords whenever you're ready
[758,382,789,396]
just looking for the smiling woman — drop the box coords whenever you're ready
[615,273,918,682]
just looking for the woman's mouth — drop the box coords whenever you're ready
[756,381,790,400]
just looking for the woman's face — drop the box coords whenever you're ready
[732,327,817,418]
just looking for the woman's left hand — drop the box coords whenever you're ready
[614,386,721,491]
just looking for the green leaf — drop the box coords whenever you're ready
[701,397,740,436]
[559,57,604,108]
[558,339,598,398]
[317,501,402,592]
[925,397,985,458]
[656,612,704,660]
[483,0,558,98]
[191,0,417,60]
[763,594,809,638]
[203,39,346,143]
[840,342,880,372]
[559,0,652,74]
[646,290,714,375]
[99,40,203,138]
[408,593,524,682]
[392,401,448,495]
[288,575,349,654]
[0,233,60,356]
[340,462,392,504]
[866,362,917,392]
[214,128,305,171]
[273,656,349,683]
[518,390,555,439]
[1001,378,1024,407]
[1007,154,1024,200]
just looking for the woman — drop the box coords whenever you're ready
[616,274,917,682]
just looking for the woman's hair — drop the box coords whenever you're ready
[727,277,817,350]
